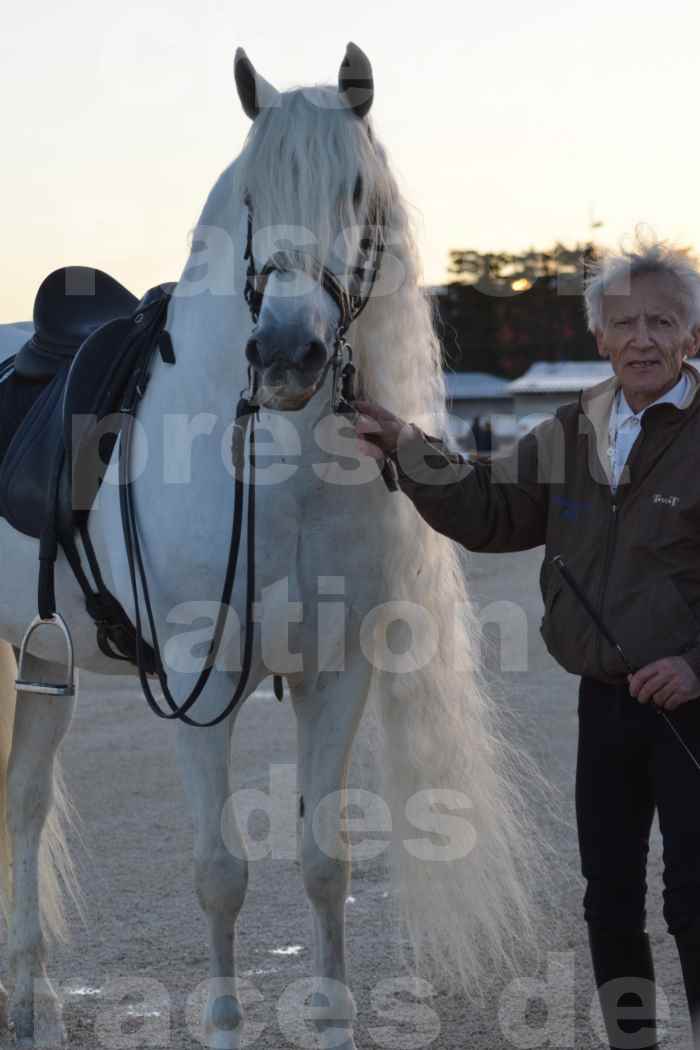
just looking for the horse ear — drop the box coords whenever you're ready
[234,48,280,121]
[338,41,374,119]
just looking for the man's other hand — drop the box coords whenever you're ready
[628,657,700,710]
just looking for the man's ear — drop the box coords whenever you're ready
[688,324,700,358]
[595,331,608,359]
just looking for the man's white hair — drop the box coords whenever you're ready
[584,231,700,333]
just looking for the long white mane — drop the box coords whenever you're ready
[200,86,544,992]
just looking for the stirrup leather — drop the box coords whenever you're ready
[15,613,76,696]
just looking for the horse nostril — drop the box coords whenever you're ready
[300,340,326,373]
[245,338,262,370]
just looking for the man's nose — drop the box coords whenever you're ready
[631,317,653,346]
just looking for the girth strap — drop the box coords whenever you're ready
[36,459,159,671]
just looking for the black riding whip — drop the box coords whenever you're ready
[552,555,700,774]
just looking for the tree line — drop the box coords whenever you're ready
[434,242,600,377]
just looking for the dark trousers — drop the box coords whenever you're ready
[576,676,700,936]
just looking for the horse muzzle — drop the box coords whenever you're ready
[254,367,324,411]
[245,331,330,411]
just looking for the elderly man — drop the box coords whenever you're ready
[355,240,700,1049]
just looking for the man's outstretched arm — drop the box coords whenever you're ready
[353,400,550,553]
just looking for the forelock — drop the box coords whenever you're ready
[229,87,395,270]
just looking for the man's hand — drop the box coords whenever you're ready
[628,656,700,710]
[352,400,411,460]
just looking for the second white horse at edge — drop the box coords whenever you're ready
[0,42,539,1048]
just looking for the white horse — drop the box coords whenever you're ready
[0,43,540,1049]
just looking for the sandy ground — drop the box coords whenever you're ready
[0,546,693,1049]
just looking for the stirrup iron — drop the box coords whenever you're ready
[16,613,76,696]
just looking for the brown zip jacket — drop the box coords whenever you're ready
[394,363,700,683]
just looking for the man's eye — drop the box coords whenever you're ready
[615,320,630,327]
[658,318,671,327]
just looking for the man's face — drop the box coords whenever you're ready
[596,272,700,411]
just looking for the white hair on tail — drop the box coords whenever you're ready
[216,85,548,992]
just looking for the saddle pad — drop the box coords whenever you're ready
[0,367,69,537]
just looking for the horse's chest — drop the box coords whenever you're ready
[255,480,384,608]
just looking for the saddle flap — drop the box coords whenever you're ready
[64,316,136,516]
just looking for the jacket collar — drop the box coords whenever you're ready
[616,369,692,422]
[579,362,700,485]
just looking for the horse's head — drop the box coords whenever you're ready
[233,43,385,412]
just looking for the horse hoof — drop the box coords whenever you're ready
[204,1029,242,1050]
[205,995,243,1050]
[317,1029,357,1050]
[10,1005,66,1047]
[205,1037,241,1050]
[9,1004,31,1044]
[14,1029,66,1049]
[0,982,7,1029]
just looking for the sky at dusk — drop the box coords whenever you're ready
[2,0,699,320]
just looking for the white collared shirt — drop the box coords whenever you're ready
[607,371,690,491]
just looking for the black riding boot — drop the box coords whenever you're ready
[587,927,659,1049]
[675,926,700,1049]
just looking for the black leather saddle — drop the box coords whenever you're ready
[15,267,139,381]
[0,266,174,669]
[1,268,142,536]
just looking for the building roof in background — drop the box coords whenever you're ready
[444,371,512,400]
[508,360,614,393]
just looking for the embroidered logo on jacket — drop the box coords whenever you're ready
[653,494,680,507]
[552,495,590,521]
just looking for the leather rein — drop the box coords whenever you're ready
[119,201,386,727]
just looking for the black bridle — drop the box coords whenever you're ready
[119,197,390,727]
[242,195,384,339]
[242,195,385,415]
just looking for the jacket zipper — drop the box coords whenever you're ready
[596,498,619,671]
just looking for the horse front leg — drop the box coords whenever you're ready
[7,657,76,1048]
[176,705,249,1050]
[291,660,373,1050]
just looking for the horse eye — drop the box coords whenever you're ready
[352,176,363,208]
